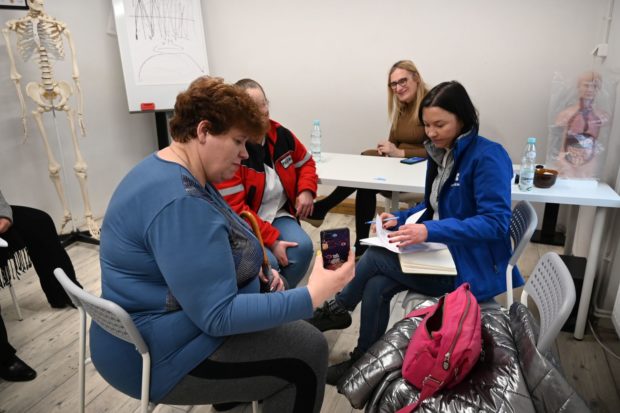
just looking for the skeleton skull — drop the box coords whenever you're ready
[27,0,45,12]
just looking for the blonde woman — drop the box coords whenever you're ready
[305,60,429,257]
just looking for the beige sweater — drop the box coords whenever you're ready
[362,107,427,158]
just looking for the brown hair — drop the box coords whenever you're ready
[169,76,266,143]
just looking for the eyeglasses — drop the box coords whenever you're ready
[389,77,410,90]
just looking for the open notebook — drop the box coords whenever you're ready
[360,210,456,275]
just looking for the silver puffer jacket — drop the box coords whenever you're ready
[338,301,589,413]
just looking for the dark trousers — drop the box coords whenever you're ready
[7,206,81,307]
[0,310,16,364]
[162,321,327,413]
[338,247,455,352]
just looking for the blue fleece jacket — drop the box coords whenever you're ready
[395,130,523,301]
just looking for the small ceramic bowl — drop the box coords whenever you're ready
[534,168,558,188]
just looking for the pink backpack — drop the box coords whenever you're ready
[397,283,482,413]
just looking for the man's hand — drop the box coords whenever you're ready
[295,190,314,219]
[0,218,12,234]
[270,240,299,267]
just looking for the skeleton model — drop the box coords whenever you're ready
[2,0,99,238]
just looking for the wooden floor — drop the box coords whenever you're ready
[1,212,620,412]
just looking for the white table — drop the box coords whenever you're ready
[315,152,427,210]
[316,152,620,339]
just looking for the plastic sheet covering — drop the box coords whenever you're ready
[545,71,616,180]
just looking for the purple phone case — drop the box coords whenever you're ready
[320,228,350,269]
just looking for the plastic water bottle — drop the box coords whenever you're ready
[519,137,537,191]
[310,120,322,162]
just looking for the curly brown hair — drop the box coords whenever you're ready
[169,76,266,143]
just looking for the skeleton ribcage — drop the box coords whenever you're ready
[16,19,64,62]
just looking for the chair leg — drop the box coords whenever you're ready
[78,308,87,413]
[252,400,259,413]
[506,264,514,308]
[141,353,152,413]
[8,283,23,321]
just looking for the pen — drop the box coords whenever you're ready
[365,217,398,225]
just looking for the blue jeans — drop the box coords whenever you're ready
[265,216,313,288]
[337,247,455,352]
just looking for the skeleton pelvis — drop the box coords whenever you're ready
[26,81,72,110]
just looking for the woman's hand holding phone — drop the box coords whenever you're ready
[307,249,355,309]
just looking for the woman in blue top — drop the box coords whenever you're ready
[90,77,355,412]
[309,81,522,385]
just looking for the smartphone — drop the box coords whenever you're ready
[400,156,426,165]
[320,228,350,270]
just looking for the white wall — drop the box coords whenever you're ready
[0,0,157,226]
[1,1,618,258]
[203,0,613,162]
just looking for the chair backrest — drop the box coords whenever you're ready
[505,201,538,307]
[508,201,538,266]
[53,268,148,355]
[521,252,576,353]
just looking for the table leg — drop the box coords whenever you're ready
[564,205,579,256]
[390,191,400,212]
[574,207,607,339]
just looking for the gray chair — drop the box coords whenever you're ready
[402,200,538,313]
[53,268,259,413]
[0,237,24,321]
[520,252,576,353]
[505,200,538,307]
[54,268,154,413]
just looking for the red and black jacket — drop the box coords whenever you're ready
[216,120,318,247]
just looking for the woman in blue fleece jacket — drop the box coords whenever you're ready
[310,81,522,385]
[90,77,354,412]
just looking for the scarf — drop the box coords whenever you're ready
[0,227,33,289]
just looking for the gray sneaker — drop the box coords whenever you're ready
[307,299,352,332]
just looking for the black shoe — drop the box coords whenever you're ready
[0,355,37,382]
[301,203,328,228]
[301,214,324,228]
[326,348,364,385]
[307,300,352,332]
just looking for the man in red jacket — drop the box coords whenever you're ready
[216,79,317,287]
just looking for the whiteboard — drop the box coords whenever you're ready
[112,0,210,112]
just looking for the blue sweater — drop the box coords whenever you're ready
[91,154,314,402]
[395,130,523,301]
